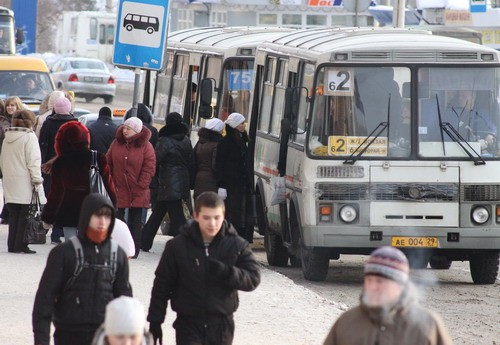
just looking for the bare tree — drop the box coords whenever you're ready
[37,0,97,52]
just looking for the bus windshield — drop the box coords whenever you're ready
[308,66,500,160]
[418,67,500,159]
[219,59,254,121]
[309,66,411,158]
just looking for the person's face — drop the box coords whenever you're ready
[25,78,35,90]
[362,275,403,307]
[235,122,246,133]
[450,90,475,108]
[107,333,143,345]
[88,213,111,232]
[194,206,224,242]
[122,126,137,138]
[6,102,17,115]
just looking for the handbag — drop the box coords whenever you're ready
[23,188,46,245]
[89,150,109,199]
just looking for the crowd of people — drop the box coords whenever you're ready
[0,88,453,345]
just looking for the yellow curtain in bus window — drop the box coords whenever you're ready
[328,136,388,156]
[324,68,354,96]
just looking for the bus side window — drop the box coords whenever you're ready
[292,63,314,145]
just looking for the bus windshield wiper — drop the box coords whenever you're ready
[344,94,391,165]
[436,94,485,166]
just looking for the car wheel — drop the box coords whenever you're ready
[103,96,114,104]
[85,96,95,103]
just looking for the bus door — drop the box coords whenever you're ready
[98,21,115,63]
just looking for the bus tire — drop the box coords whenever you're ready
[126,24,133,31]
[301,244,329,281]
[289,255,301,267]
[429,256,452,269]
[469,251,499,284]
[265,230,289,267]
[147,27,154,34]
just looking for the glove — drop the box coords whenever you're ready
[207,257,231,279]
[217,188,227,200]
[149,322,163,345]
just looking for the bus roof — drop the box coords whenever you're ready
[167,26,295,57]
[257,27,499,63]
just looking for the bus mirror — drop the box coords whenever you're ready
[199,78,214,119]
[15,28,24,45]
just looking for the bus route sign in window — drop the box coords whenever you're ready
[324,68,354,96]
[228,69,254,91]
[328,136,388,156]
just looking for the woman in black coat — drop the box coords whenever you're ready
[193,118,224,199]
[141,112,194,251]
[215,112,254,242]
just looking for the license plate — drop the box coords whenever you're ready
[84,76,102,82]
[391,236,439,248]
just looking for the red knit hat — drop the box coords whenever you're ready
[55,121,90,155]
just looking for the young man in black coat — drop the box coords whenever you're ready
[147,192,261,345]
[32,194,133,345]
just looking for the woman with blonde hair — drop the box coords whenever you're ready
[0,109,46,253]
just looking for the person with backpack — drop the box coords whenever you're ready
[33,193,133,345]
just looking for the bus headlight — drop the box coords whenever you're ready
[472,206,489,225]
[339,205,357,223]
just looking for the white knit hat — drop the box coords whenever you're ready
[225,112,246,128]
[104,296,146,336]
[205,118,224,133]
[123,117,143,134]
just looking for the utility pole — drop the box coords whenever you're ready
[393,0,406,28]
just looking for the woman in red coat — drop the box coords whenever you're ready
[41,121,116,240]
[107,117,156,258]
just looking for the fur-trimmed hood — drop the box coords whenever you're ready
[198,127,223,143]
[115,125,152,147]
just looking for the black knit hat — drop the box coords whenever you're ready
[165,112,183,126]
[99,106,112,118]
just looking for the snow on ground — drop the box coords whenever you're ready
[0,182,344,344]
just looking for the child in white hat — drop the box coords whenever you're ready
[91,296,154,345]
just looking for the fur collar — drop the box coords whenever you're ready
[116,125,152,147]
[198,127,222,142]
[159,122,189,138]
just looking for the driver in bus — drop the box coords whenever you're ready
[16,75,47,99]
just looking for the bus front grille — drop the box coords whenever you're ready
[316,183,458,202]
[461,184,500,202]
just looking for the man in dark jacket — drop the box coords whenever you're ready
[141,112,194,251]
[33,194,133,345]
[88,106,119,154]
[147,191,260,345]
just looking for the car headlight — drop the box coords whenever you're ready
[472,206,489,225]
[339,205,357,223]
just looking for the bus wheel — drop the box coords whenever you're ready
[470,251,499,284]
[289,255,301,267]
[126,24,133,31]
[301,244,329,281]
[265,230,289,267]
[429,256,452,269]
[147,27,154,34]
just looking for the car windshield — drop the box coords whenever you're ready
[0,71,54,102]
[70,60,106,71]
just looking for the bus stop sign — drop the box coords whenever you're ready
[113,0,169,70]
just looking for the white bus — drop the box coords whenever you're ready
[152,26,294,137]
[249,27,500,284]
[56,11,116,64]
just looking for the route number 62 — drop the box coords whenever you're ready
[325,69,353,96]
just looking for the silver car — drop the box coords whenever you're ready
[50,57,116,104]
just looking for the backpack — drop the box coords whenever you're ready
[64,236,118,291]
